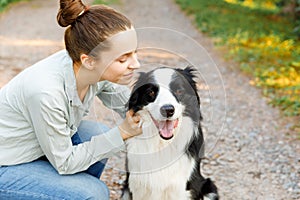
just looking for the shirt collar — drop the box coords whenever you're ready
[63,51,83,107]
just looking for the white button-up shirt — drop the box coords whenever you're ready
[0,50,130,174]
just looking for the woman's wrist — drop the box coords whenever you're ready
[118,125,132,140]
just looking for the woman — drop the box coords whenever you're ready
[0,0,141,199]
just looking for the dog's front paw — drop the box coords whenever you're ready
[202,178,219,200]
[204,193,219,200]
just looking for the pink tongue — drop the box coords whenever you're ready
[159,120,174,138]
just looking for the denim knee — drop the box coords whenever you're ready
[0,176,110,200]
[77,179,110,200]
[80,181,109,200]
[0,160,110,200]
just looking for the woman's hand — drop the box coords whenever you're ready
[118,110,142,140]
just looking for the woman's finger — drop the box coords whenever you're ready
[132,115,140,123]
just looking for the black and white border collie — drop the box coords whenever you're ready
[122,66,219,200]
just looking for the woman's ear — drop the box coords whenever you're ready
[80,54,96,71]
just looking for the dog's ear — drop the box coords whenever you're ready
[183,65,198,80]
[127,72,147,113]
[175,65,198,88]
[138,72,146,78]
[127,89,139,112]
[129,72,146,89]
[175,65,202,120]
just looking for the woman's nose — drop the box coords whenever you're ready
[129,54,140,69]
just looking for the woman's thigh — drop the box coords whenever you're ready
[0,160,109,200]
[75,120,110,178]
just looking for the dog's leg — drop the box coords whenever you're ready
[187,176,219,200]
[201,178,219,200]
[187,160,219,200]
[121,188,132,200]
[121,170,132,200]
[186,126,219,200]
[204,194,219,200]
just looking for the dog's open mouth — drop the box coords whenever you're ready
[151,117,179,140]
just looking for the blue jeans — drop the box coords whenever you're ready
[0,121,110,200]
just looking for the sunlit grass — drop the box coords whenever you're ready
[176,0,300,116]
[93,0,120,5]
[0,0,26,12]
[224,0,278,11]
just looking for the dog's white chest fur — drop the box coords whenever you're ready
[125,114,196,200]
[128,154,194,200]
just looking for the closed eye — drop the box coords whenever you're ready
[118,57,128,63]
[117,50,138,63]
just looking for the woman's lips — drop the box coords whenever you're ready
[123,72,133,78]
[124,72,133,76]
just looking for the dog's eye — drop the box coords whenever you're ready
[147,89,155,97]
[175,89,184,96]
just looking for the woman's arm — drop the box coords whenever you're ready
[27,92,125,175]
[96,81,130,118]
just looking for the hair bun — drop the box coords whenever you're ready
[57,0,87,27]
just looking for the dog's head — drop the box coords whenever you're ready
[128,66,201,140]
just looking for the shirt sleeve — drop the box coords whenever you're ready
[26,92,125,175]
[96,81,130,119]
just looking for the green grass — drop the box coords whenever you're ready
[0,0,26,12]
[93,0,120,5]
[176,0,300,116]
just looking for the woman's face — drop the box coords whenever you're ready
[90,28,140,85]
[75,29,140,87]
[98,50,140,85]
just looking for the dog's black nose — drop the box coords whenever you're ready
[160,104,175,118]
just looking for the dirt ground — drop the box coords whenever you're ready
[0,0,299,199]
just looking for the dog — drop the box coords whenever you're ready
[121,66,219,200]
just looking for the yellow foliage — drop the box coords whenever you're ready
[223,0,277,11]
[257,67,300,88]
[243,0,255,9]
[228,34,295,58]
[291,62,300,68]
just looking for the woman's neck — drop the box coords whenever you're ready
[73,62,90,102]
